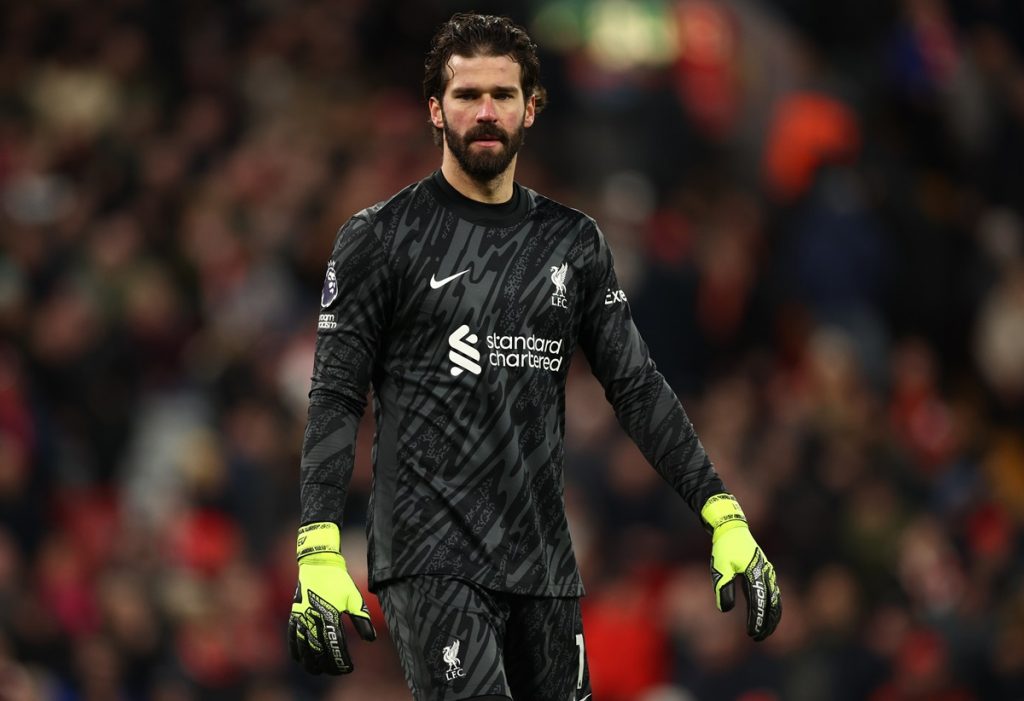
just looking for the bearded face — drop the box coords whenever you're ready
[431,54,536,185]
[442,116,526,183]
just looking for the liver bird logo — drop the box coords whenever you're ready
[550,263,568,296]
[442,639,461,672]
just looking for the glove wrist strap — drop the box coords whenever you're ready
[701,493,748,536]
[297,521,341,561]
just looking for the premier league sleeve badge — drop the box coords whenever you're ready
[321,260,339,308]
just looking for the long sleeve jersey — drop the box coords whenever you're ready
[300,171,724,596]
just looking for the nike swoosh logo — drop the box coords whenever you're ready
[577,695,591,701]
[430,269,470,289]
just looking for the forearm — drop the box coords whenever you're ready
[298,398,363,526]
[578,223,725,514]
[608,368,725,514]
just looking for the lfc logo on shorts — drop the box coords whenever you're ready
[442,639,465,681]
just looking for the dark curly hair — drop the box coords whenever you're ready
[423,13,547,146]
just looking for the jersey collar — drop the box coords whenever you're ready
[426,170,531,227]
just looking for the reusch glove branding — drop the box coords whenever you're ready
[288,522,377,674]
[701,493,782,642]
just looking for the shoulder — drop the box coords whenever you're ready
[523,186,598,234]
[334,177,438,257]
[348,177,433,232]
[523,187,610,266]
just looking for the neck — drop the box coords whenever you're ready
[440,153,517,204]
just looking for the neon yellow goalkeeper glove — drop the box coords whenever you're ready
[701,493,782,641]
[288,522,376,674]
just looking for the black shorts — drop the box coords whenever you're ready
[378,575,593,701]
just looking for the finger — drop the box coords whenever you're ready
[298,613,321,653]
[745,577,761,638]
[754,586,783,642]
[753,602,781,641]
[293,616,323,674]
[293,617,325,674]
[301,642,324,675]
[305,614,333,671]
[310,603,353,675]
[742,568,771,639]
[718,577,736,612]
[349,612,377,642]
[288,616,301,662]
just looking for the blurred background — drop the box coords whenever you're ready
[1,0,1023,699]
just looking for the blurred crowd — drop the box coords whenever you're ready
[1,0,1023,700]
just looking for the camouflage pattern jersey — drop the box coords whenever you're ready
[300,170,725,596]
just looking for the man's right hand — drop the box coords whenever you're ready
[288,522,376,674]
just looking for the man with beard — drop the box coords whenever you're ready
[287,12,781,701]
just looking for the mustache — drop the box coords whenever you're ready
[464,125,509,143]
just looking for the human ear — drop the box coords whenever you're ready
[429,97,444,129]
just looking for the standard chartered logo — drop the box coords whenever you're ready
[448,324,564,376]
[488,333,563,371]
[448,325,482,376]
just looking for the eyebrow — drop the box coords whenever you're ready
[449,84,521,95]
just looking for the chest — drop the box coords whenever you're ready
[392,217,585,339]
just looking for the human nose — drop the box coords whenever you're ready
[476,95,497,121]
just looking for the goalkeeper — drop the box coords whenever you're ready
[288,11,781,700]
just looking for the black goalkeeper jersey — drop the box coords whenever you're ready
[300,171,724,596]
